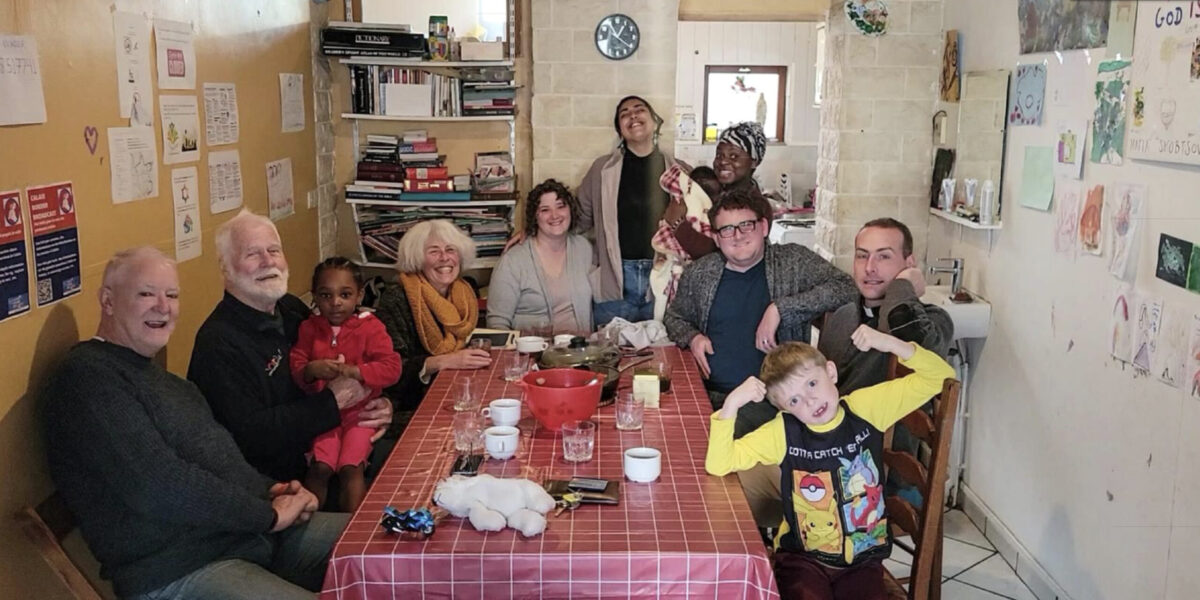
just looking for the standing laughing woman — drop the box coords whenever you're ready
[577,95,688,326]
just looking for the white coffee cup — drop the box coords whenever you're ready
[482,398,522,427]
[623,447,662,483]
[516,335,548,353]
[554,334,575,346]
[484,425,520,460]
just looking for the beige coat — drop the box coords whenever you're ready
[576,145,682,302]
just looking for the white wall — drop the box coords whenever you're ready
[673,21,821,197]
[937,2,1200,599]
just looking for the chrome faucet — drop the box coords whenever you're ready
[928,258,964,295]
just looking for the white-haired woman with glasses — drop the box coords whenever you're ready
[375,220,491,406]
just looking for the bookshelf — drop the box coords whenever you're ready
[341,113,514,123]
[338,58,514,68]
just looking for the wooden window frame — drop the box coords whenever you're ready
[701,65,788,143]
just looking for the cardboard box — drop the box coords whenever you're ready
[461,41,505,61]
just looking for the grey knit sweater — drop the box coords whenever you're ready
[43,340,277,596]
[663,243,857,347]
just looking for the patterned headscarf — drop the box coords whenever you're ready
[717,121,767,164]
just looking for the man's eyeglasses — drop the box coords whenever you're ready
[715,219,759,238]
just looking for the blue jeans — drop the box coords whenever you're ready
[129,512,348,600]
[593,259,655,326]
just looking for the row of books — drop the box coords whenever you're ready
[462,82,516,117]
[320,22,426,58]
[356,205,512,264]
[350,66,463,117]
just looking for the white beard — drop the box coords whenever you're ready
[230,268,289,306]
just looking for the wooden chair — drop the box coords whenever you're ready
[14,492,106,600]
[880,370,961,600]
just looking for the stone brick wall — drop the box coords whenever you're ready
[815,0,943,269]
[531,0,680,188]
[310,1,337,260]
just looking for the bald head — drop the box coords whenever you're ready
[97,247,180,358]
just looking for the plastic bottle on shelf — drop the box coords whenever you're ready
[979,179,995,225]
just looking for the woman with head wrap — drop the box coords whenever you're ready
[713,121,768,190]
[576,95,691,326]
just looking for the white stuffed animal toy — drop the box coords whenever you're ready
[433,474,557,537]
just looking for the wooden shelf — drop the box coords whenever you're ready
[929,208,1002,230]
[341,113,514,123]
[338,58,513,68]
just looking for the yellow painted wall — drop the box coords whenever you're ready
[678,0,827,21]
[0,1,321,597]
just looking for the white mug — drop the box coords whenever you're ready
[554,334,575,346]
[485,426,520,460]
[623,447,662,483]
[482,398,522,427]
[516,335,548,353]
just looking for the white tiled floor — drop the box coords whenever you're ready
[885,509,1038,600]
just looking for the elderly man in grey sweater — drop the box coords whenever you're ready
[43,247,345,600]
[663,187,855,533]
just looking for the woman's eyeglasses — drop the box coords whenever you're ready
[715,219,759,238]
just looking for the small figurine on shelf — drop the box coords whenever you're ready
[381,506,437,537]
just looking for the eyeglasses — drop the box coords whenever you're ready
[715,219,759,238]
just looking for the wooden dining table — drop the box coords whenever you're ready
[320,345,780,599]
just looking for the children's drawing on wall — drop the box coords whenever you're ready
[1091,59,1131,165]
[1188,245,1200,293]
[1188,315,1200,399]
[1107,183,1144,280]
[1156,233,1193,288]
[941,30,960,102]
[1128,6,1200,166]
[1079,184,1105,255]
[1131,296,1163,372]
[1019,146,1054,210]
[1009,64,1046,126]
[1132,87,1145,127]
[1153,306,1188,389]
[1111,284,1134,363]
[1017,0,1111,54]
[1054,119,1087,179]
[1054,182,1080,257]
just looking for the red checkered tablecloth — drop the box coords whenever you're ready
[320,347,779,599]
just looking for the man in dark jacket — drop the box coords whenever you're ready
[44,247,344,599]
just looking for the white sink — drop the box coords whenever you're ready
[920,285,991,339]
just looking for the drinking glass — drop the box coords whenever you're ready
[502,351,528,383]
[561,420,596,462]
[468,337,492,352]
[452,411,484,453]
[615,393,644,431]
[451,375,481,412]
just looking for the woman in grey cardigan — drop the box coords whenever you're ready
[487,179,594,334]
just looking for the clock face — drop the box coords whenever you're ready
[595,13,639,60]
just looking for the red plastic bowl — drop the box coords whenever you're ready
[519,368,604,431]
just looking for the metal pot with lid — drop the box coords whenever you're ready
[538,336,620,370]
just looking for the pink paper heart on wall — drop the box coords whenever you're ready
[83,126,99,155]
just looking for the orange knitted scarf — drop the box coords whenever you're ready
[399,271,478,355]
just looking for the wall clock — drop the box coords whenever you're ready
[595,14,639,60]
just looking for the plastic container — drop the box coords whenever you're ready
[519,368,603,431]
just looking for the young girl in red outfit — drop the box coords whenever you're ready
[290,257,401,511]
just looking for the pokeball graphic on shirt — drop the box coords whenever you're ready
[797,473,828,503]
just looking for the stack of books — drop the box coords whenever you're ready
[356,204,513,265]
[462,82,516,117]
[349,131,470,203]
[320,22,426,58]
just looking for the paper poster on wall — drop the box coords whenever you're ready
[171,167,201,262]
[1079,184,1105,255]
[1053,120,1087,179]
[203,83,239,146]
[1008,64,1045,126]
[154,19,196,90]
[675,112,698,141]
[1017,0,1110,54]
[1154,305,1188,389]
[1189,245,1200,293]
[26,183,81,308]
[0,191,31,322]
[107,126,159,203]
[1054,181,1080,257]
[1131,296,1163,372]
[1187,315,1200,399]
[1091,59,1131,165]
[208,150,244,214]
[0,35,47,126]
[158,95,200,164]
[1106,1,1138,59]
[1128,3,1200,166]
[279,73,305,133]
[1156,233,1193,288]
[266,158,295,221]
[113,11,153,125]
[1107,183,1144,281]
[1018,146,1054,211]
[1111,284,1135,363]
